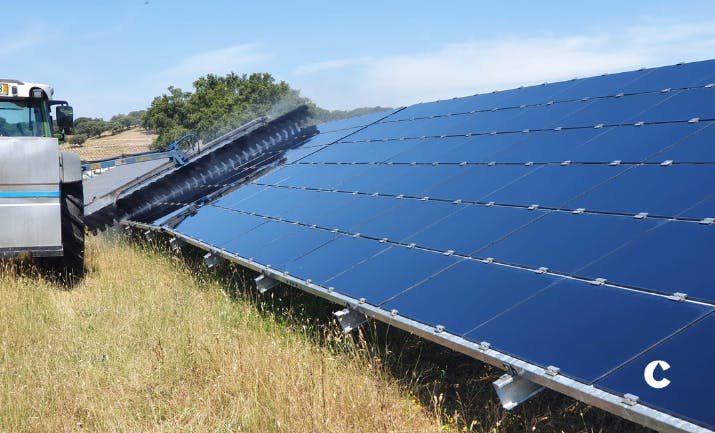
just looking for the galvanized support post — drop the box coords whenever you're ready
[203,251,225,268]
[493,373,545,410]
[169,237,185,252]
[143,230,155,242]
[255,274,280,294]
[333,307,369,333]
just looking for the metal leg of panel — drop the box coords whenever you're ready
[493,373,545,410]
[169,237,185,252]
[203,252,225,268]
[333,307,369,334]
[255,274,280,294]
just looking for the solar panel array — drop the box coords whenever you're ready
[133,60,715,432]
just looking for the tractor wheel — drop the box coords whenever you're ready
[40,181,85,282]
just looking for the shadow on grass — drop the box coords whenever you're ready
[0,254,85,290]
[131,231,654,433]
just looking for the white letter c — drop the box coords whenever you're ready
[644,360,671,389]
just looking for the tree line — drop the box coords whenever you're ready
[69,111,145,145]
[141,72,391,149]
[71,72,389,149]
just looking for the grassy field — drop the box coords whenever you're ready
[0,235,654,433]
[60,128,157,161]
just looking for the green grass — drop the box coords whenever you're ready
[0,234,655,433]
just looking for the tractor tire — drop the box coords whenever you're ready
[40,181,85,281]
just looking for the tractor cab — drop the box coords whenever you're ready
[0,79,73,138]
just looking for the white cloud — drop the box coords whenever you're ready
[0,24,46,57]
[149,44,272,90]
[77,43,273,118]
[293,19,715,110]
[296,57,373,75]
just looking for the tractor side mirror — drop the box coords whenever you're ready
[56,105,74,134]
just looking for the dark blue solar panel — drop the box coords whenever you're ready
[324,246,459,305]
[567,122,705,162]
[492,80,581,107]
[505,101,587,131]
[463,279,711,382]
[546,69,649,101]
[655,122,715,162]
[236,224,339,269]
[381,260,559,334]
[143,60,715,432]
[482,165,630,208]
[283,235,389,284]
[274,110,400,164]
[489,123,705,163]
[276,190,390,227]
[172,206,267,247]
[350,199,458,242]
[479,212,658,274]
[388,134,523,163]
[258,164,373,190]
[404,205,545,254]
[292,193,401,231]
[596,312,715,430]
[219,218,301,258]
[215,184,306,215]
[425,165,539,202]
[485,129,602,162]
[302,140,417,163]
[302,128,362,147]
[616,59,715,94]
[338,164,459,197]
[571,165,715,217]
[581,221,715,302]
[388,88,527,121]
[639,87,715,123]
[680,194,715,220]
[283,145,325,163]
[558,92,670,127]
[316,109,397,132]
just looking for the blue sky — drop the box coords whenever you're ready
[4,1,715,118]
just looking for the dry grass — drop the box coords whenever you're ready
[61,128,157,161]
[0,235,655,433]
[0,236,440,433]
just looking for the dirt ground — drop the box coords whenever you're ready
[61,127,157,161]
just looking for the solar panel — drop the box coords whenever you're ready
[128,59,715,433]
[597,312,715,428]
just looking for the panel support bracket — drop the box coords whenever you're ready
[169,237,185,252]
[255,274,280,294]
[203,252,225,268]
[493,373,545,410]
[333,307,369,333]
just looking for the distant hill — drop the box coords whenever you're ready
[61,127,157,161]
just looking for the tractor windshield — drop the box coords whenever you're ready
[0,99,49,137]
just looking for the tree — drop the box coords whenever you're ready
[74,117,108,138]
[125,110,145,127]
[141,71,393,150]
[142,86,191,148]
[142,73,310,148]
[68,134,87,145]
